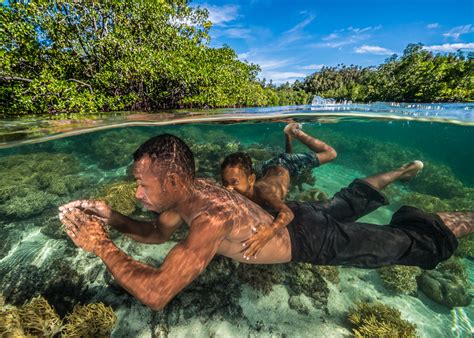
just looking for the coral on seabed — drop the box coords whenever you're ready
[61,303,117,337]
[236,264,285,295]
[286,263,330,307]
[408,163,468,200]
[96,181,137,216]
[90,128,152,169]
[314,266,340,284]
[0,295,116,337]
[347,301,417,337]
[418,257,472,308]
[18,296,62,337]
[456,233,474,259]
[0,297,25,337]
[0,153,87,219]
[378,265,422,295]
[288,187,328,203]
[400,191,474,214]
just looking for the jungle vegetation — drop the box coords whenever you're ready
[1,1,472,116]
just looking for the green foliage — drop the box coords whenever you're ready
[0,0,274,114]
[302,44,473,102]
[347,302,418,337]
[378,265,422,295]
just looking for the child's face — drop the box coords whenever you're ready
[221,165,254,198]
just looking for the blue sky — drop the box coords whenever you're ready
[192,0,474,84]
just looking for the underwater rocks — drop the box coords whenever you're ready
[347,301,417,337]
[408,163,470,200]
[96,180,138,216]
[314,266,340,284]
[378,265,422,296]
[162,256,243,325]
[418,258,472,308]
[0,153,88,220]
[237,264,285,295]
[286,263,330,307]
[288,187,328,203]
[90,129,152,169]
[456,233,474,259]
[0,258,95,317]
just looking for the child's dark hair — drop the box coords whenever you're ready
[221,152,254,176]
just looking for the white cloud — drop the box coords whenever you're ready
[322,33,338,41]
[423,43,474,52]
[204,4,239,26]
[354,45,394,55]
[317,25,381,49]
[262,71,307,84]
[300,64,325,70]
[277,13,316,46]
[443,24,474,40]
[256,58,293,70]
[285,14,315,34]
[222,28,253,39]
[427,23,439,29]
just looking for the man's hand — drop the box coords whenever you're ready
[241,224,276,260]
[59,200,112,223]
[60,208,111,255]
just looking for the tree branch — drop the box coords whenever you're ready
[1,76,33,83]
[67,78,93,93]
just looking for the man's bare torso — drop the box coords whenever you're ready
[187,179,292,264]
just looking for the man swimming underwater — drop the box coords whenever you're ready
[59,134,473,310]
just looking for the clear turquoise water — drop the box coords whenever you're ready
[0,103,473,337]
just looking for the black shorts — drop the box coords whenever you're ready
[260,152,319,178]
[286,179,458,269]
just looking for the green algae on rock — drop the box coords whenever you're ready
[456,233,474,259]
[96,181,138,216]
[0,153,87,219]
[418,257,472,308]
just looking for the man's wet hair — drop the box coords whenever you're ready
[134,134,195,180]
[221,152,254,176]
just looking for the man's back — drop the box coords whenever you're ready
[192,179,292,263]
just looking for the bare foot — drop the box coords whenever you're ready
[437,212,474,237]
[284,123,302,136]
[398,160,424,181]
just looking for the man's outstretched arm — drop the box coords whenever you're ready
[61,210,227,310]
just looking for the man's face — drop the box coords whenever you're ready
[133,156,173,213]
[221,165,254,197]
